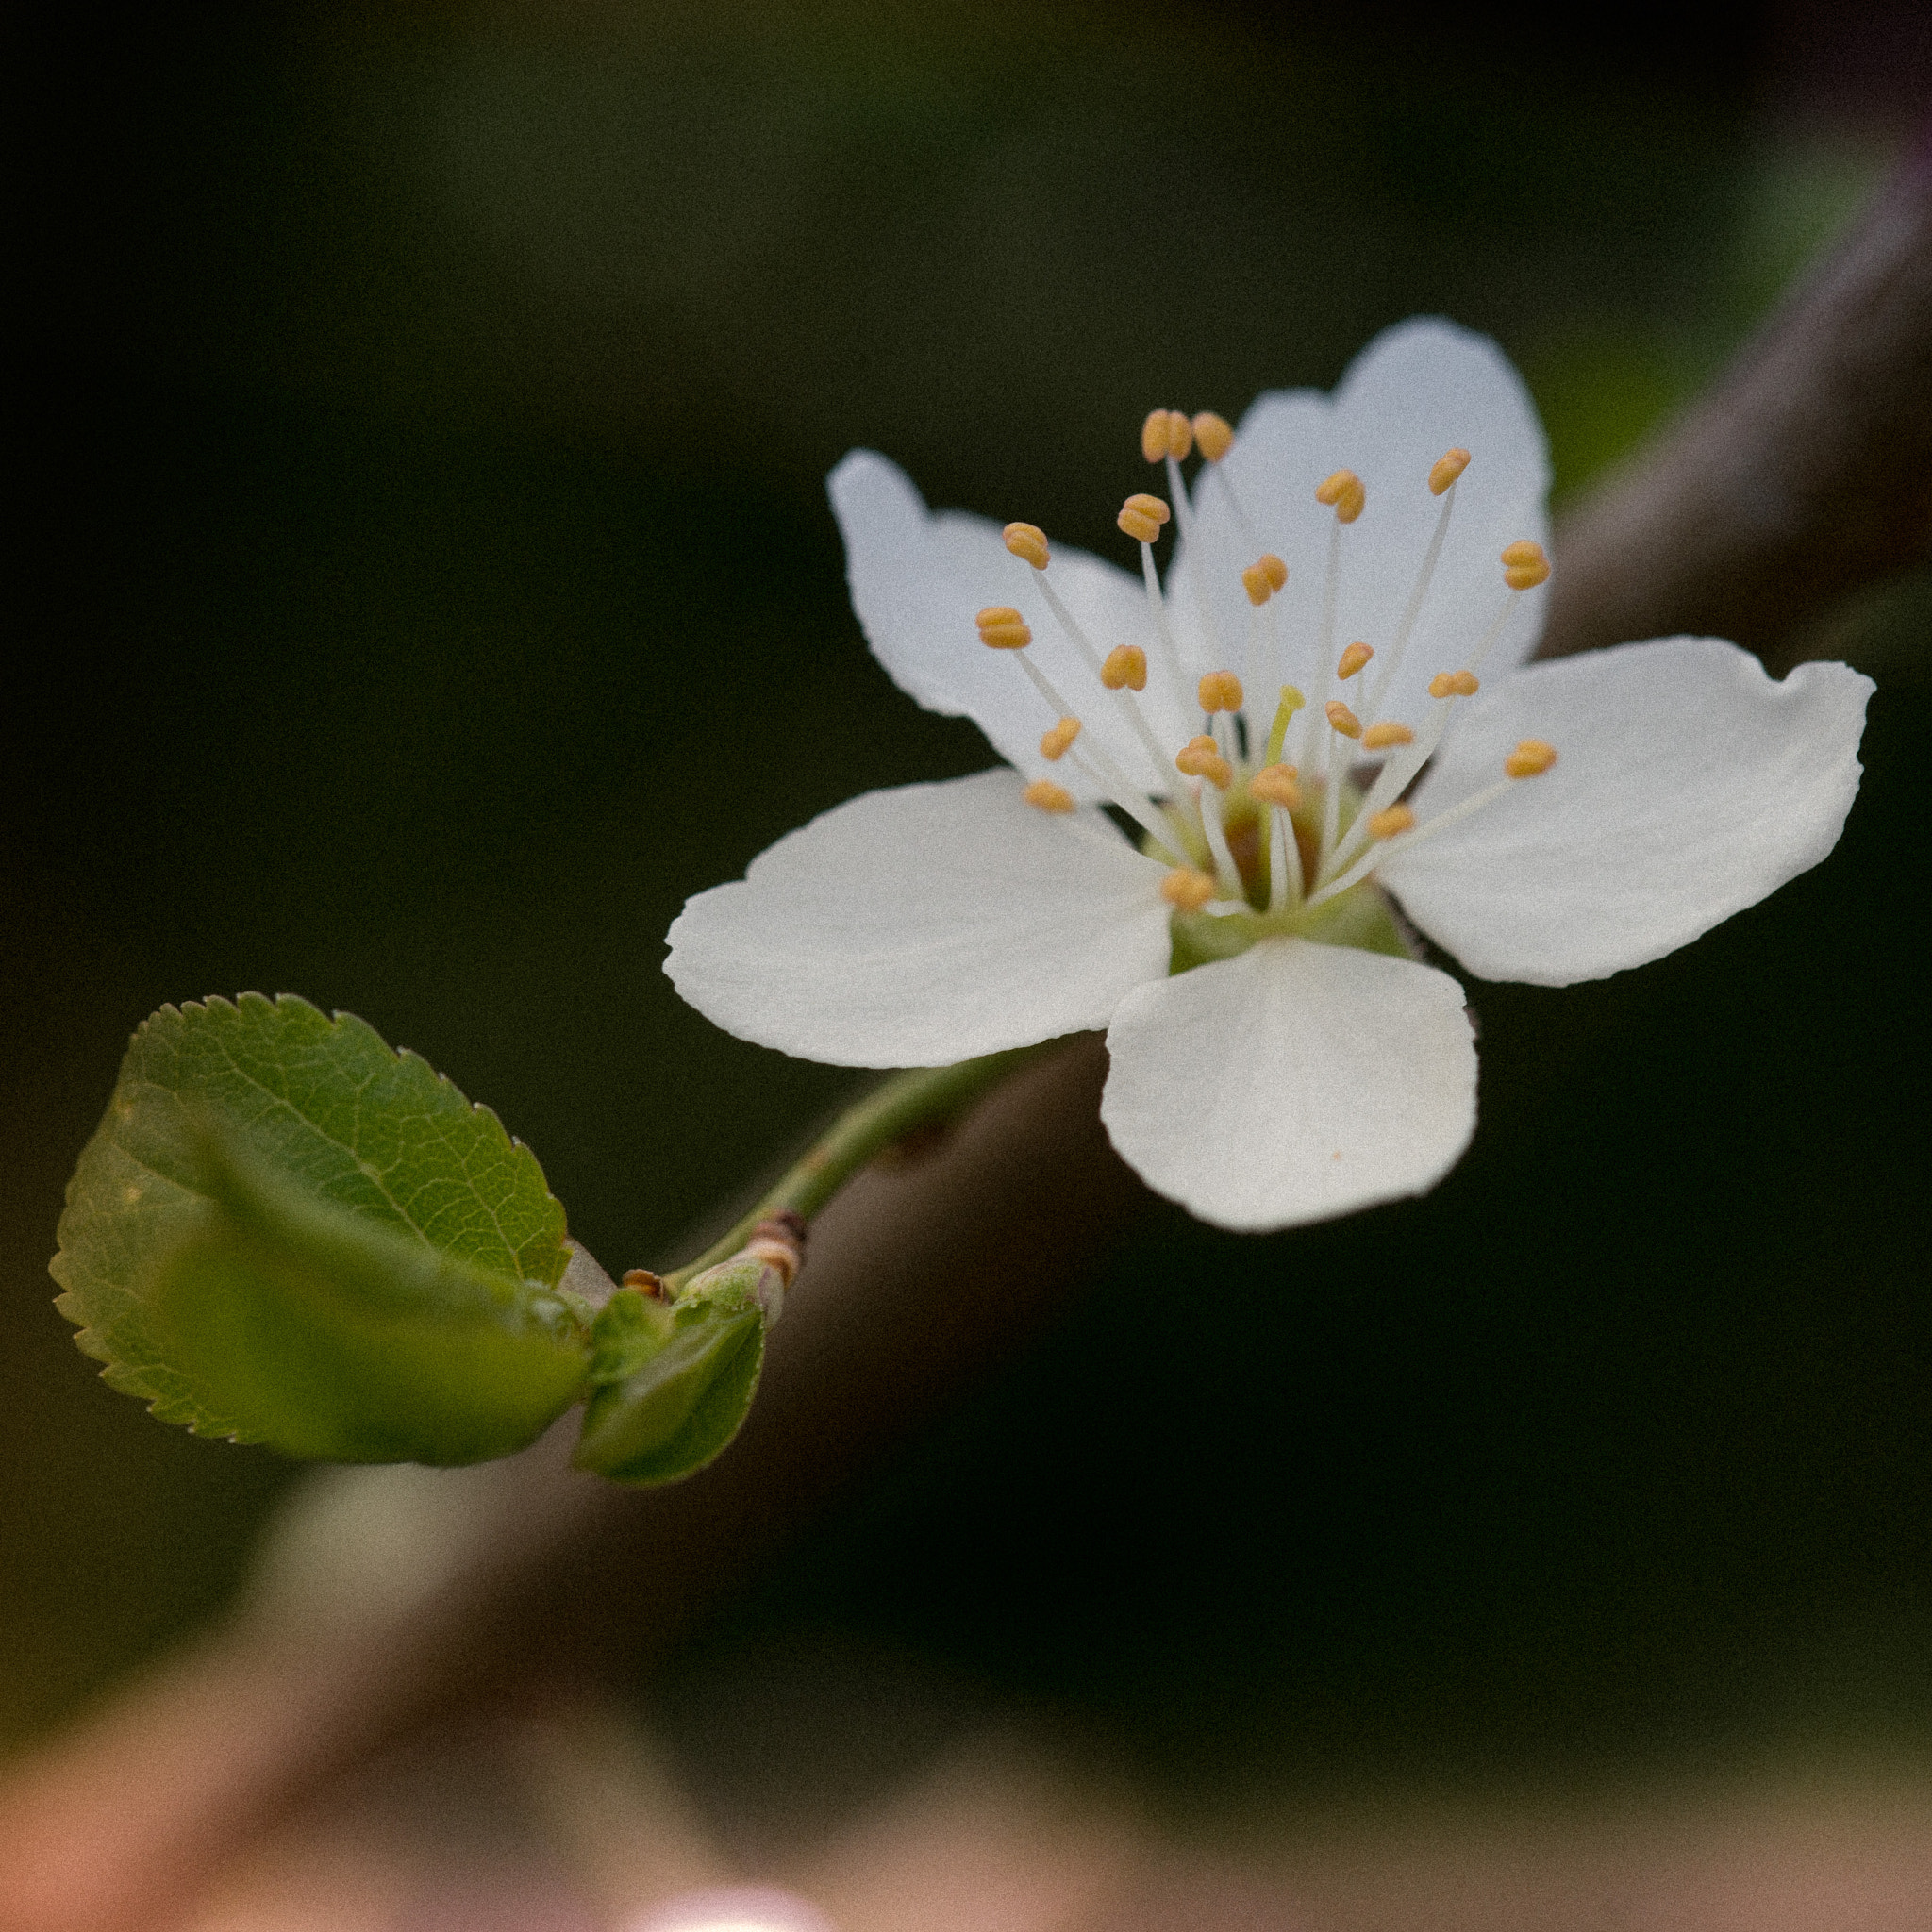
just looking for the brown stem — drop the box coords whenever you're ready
[1540,135,1932,669]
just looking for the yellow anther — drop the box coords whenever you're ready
[1428,670,1480,699]
[1336,641,1374,680]
[1361,721,1415,750]
[1500,538,1551,591]
[1504,738,1558,778]
[1198,670,1244,713]
[1191,411,1234,461]
[1166,411,1193,459]
[1250,762,1302,809]
[975,604,1032,649]
[1174,736,1232,788]
[1117,492,1172,543]
[1023,778,1076,813]
[1324,700,1362,739]
[1161,867,1217,911]
[1040,716,1082,761]
[1141,409,1174,464]
[1315,468,1366,524]
[1367,805,1416,841]
[1004,522,1050,570]
[1101,643,1147,691]
[1243,552,1288,603]
[1428,447,1472,495]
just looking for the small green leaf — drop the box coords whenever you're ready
[573,1261,772,1486]
[52,994,590,1461]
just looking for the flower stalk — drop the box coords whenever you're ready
[661,1043,1052,1294]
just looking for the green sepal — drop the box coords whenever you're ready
[53,993,590,1462]
[1293,880,1416,958]
[1169,879,1416,974]
[572,1259,772,1487]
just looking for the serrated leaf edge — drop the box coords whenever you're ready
[50,991,572,1442]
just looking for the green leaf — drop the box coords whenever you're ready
[52,994,591,1462]
[573,1262,772,1486]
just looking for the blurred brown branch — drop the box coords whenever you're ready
[1540,136,1932,667]
[6,144,1932,1932]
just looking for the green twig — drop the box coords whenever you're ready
[661,1042,1056,1293]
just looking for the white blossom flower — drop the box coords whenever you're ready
[667,321,1873,1230]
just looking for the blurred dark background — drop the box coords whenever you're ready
[7,0,1929,1823]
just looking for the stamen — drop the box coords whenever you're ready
[1463,593,1520,677]
[1367,805,1415,840]
[1040,717,1082,761]
[1250,762,1302,810]
[1118,492,1171,544]
[1428,447,1472,495]
[1337,641,1374,680]
[1315,468,1366,524]
[1267,800,1303,912]
[1141,409,1192,464]
[1504,738,1557,777]
[1132,518,1192,723]
[1304,516,1346,765]
[1241,552,1287,605]
[1307,743,1557,909]
[1024,779,1074,813]
[1265,686,1306,764]
[1175,735,1233,789]
[1194,774,1242,896]
[998,625,1186,853]
[1501,539,1551,591]
[1060,745,1185,864]
[1360,721,1415,751]
[1320,669,1475,884]
[1191,412,1234,461]
[1165,441,1233,687]
[975,605,1032,649]
[1019,557,1172,791]
[1318,710,1351,869]
[1161,868,1217,912]
[1198,670,1243,714]
[1362,451,1464,718]
[1004,522,1050,570]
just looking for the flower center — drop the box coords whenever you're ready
[986,412,1558,974]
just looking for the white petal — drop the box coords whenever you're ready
[1175,318,1550,731]
[666,769,1172,1067]
[1100,939,1477,1231]
[828,451,1194,799]
[1382,637,1874,986]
